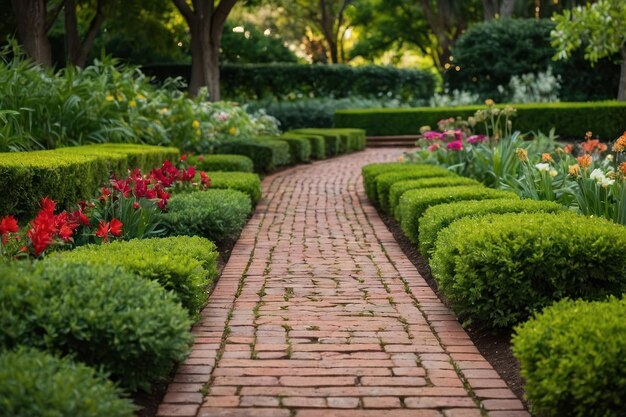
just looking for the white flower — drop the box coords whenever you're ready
[601,177,615,188]
[535,163,550,173]
[549,169,558,177]
[590,168,606,182]
[606,154,614,162]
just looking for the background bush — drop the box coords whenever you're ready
[334,102,626,140]
[431,212,626,328]
[375,169,458,212]
[259,135,311,164]
[398,186,517,243]
[163,190,252,243]
[419,199,565,258]
[443,18,620,102]
[0,262,192,391]
[0,348,135,417]
[188,154,254,172]
[282,132,326,159]
[202,171,261,203]
[513,297,626,417]
[216,138,291,173]
[57,236,218,316]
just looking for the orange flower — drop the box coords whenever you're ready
[541,153,553,163]
[516,148,528,162]
[563,144,574,154]
[613,132,626,153]
[568,164,580,177]
[619,162,626,176]
[577,154,592,169]
[581,139,607,154]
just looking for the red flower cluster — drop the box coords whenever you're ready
[95,218,123,242]
[0,215,18,244]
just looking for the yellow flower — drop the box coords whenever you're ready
[568,164,580,177]
[549,169,558,178]
[192,120,200,129]
[128,100,137,108]
[229,127,238,135]
[158,107,169,115]
[105,95,114,102]
[116,94,124,102]
[136,94,146,100]
[541,153,553,163]
[516,148,528,162]
[485,99,495,107]
[194,129,201,136]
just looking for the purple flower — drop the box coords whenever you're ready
[467,134,487,144]
[447,140,463,151]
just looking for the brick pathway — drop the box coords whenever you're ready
[157,148,528,417]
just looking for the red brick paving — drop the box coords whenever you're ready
[157,148,528,417]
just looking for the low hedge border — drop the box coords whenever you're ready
[419,199,565,258]
[216,138,291,173]
[203,171,262,203]
[259,135,311,164]
[291,128,342,156]
[398,185,517,243]
[0,348,136,417]
[55,236,218,316]
[389,177,481,218]
[188,154,254,173]
[431,212,626,328]
[283,132,326,160]
[513,297,626,417]
[334,101,626,140]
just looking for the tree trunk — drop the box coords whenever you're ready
[207,40,221,101]
[618,48,626,101]
[11,0,52,66]
[64,0,107,68]
[188,22,209,98]
[482,0,498,20]
[328,39,339,64]
[499,0,516,18]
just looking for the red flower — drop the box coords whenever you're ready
[95,221,110,242]
[40,197,56,214]
[181,166,196,182]
[112,179,132,198]
[157,198,168,211]
[98,187,111,201]
[197,155,204,162]
[0,215,18,244]
[180,154,188,162]
[69,209,90,226]
[27,219,54,256]
[200,171,211,188]
[58,224,74,242]
[132,201,140,210]
[109,218,123,237]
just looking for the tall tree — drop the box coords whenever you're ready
[64,0,109,67]
[9,0,59,66]
[481,0,516,19]
[552,0,626,100]
[171,0,238,100]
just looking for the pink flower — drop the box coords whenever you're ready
[447,140,463,151]
[422,131,444,141]
[427,143,441,152]
[467,135,487,144]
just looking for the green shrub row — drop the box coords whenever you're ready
[0,261,192,391]
[513,297,626,417]
[216,138,291,173]
[0,144,179,218]
[55,236,218,316]
[334,101,626,140]
[283,132,326,159]
[388,177,481,217]
[431,212,626,328]
[188,154,254,173]
[203,172,261,203]
[292,128,366,156]
[259,135,311,164]
[399,186,517,243]
[419,199,565,258]
[162,190,252,244]
[0,348,136,417]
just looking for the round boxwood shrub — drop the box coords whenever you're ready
[513,297,626,417]
[163,189,252,243]
[419,198,565,258]
[398,185,517,243]
[56,236,218,316]
[0,262,40,349]
[189,154,254,172]
[0,348,135,417]
[204,171,262,203]
[388,176,480,218]
[431,212,626,328]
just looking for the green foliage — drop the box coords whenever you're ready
[0,144,179,218]
[334,102,626,140]
[362,162,422,202]
[188,154,254,172]
[398,185,517,243]
[259,135,311,164]
[282,132,326,159]
[419,199,565,258]
[203,171,261,203]
[388,177,481,218]
[216,138,291,173]
[443,18,620,101]
[513,297,626,417]
[0,261,192,391]
[0,348,135,417]
[290,128,366,156]
[163,190,252,243]
[221,21,299,64]
[0,263,41,349]
[375,169,458,213]
[56,236,218,316]
[431,212,626,328]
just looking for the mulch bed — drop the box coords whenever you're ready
[376,209,527,405]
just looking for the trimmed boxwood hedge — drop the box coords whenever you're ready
[375,170,458,213]
[292,128,344,156]
[513,297,626,417]
[419,198,565,258]
[388,177,481,218]
[362,163,452,203]
[0,262,192,391]
[163,190,252,244]
[398,186,517,243]
[0,348,136,417]
[431,212,626,328]
[259,135,311,163]
[188,154,254,173]
[56,236,218,316]
[216,138,291,173]
[334,101,626,140]
[283,132,326,159]
[204,171,261,203]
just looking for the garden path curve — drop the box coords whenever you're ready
[157,148,528,417]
